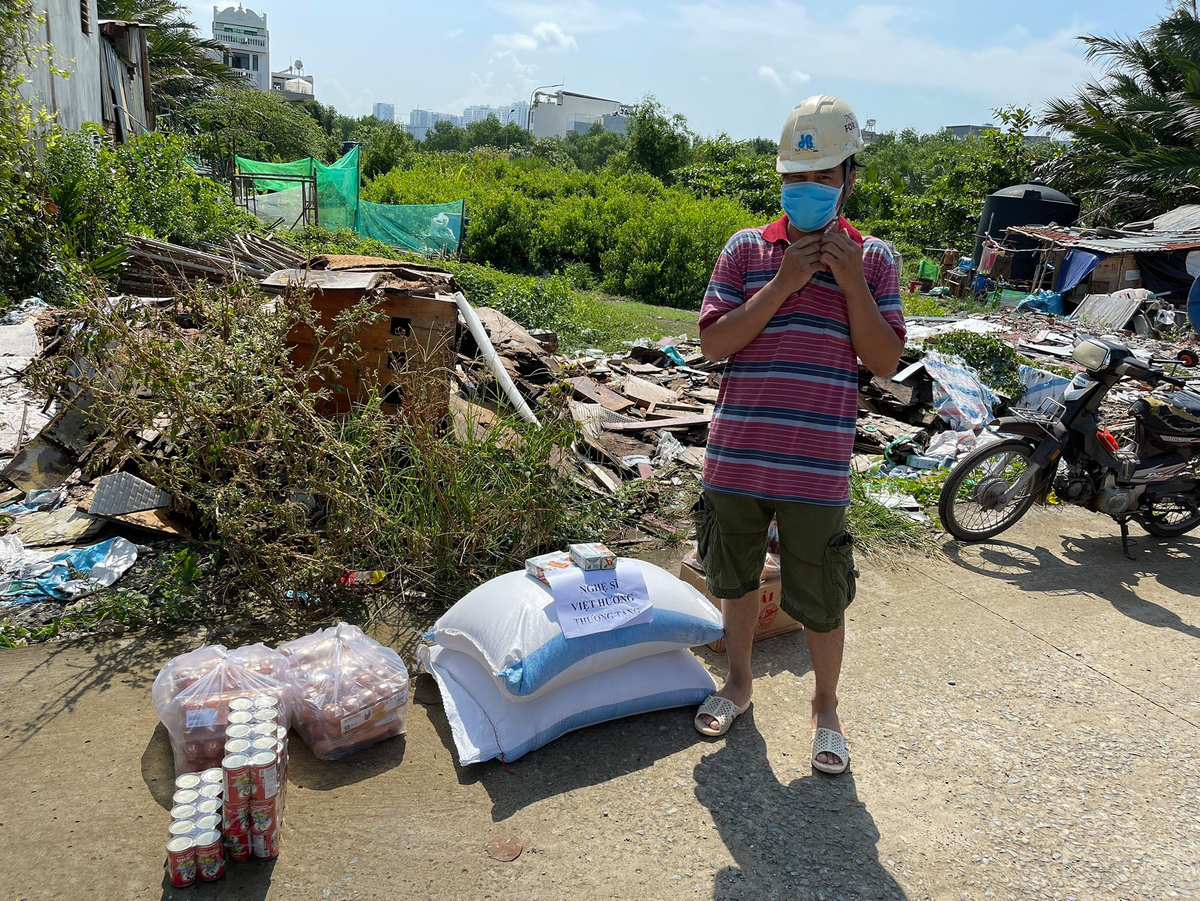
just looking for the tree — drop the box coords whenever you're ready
[626,95,693,181]
[1041,2,1200,223]
[187,86,334,171]
[422,119,466,153]
[97,0,240,118]
[357,118,414,179]
[562,122,626,171]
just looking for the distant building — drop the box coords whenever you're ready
[509,100,529,129]
[946,123,1056,145]
[212,5,269,92]
[406,108,461,140]
[530,90,630,140]
[271,65,314,102]
[372,102,395,122]
[23,1,155,141]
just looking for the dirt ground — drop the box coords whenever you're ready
[1,504,1198,901]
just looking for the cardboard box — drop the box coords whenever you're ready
[525,551,574,584]
[569,542,616,571]
[677,560,802,653]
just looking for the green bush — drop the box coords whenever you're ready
[43,130,257,273]
[364,150,754,309]
[600,194,755,309]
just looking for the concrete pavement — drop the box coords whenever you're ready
[1,505,1197,900]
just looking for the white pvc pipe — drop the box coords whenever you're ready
[446,291,541,427]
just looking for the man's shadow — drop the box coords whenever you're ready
[694,711,907,901]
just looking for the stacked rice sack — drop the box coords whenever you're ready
[419,558,723,765]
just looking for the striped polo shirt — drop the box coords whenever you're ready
[699,214,905,505]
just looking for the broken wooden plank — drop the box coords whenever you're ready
[566,376,634,412]
[603,413,711,433]
[621,375,678,407]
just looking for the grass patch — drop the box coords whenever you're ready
[570,291,699,351]
[27,283,618,619]
[902,290,950,318]
[848,471,941,557]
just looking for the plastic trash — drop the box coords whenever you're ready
[1015,290,1064,316]
[0,535,138,603]
[279,622,409,760]
[152,645,295,775]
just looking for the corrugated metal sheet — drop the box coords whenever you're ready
[1152,204,1200,232]
[1008,224,1200,253]
[1067,293,1144,330]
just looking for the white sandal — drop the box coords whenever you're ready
[811,727,850,774]
[693,695,750,737]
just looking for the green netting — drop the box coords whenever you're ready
[233,147,462,251]
[359,199,464,255]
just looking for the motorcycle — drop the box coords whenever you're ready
[938,338,1200,556]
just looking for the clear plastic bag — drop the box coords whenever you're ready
[152,644,295,775]
[279,622,409,761]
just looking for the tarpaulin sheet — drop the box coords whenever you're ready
[1055,249,1104,293]
[358,199,464,255]
[922,350,998,430]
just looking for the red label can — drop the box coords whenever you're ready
[223,801,251,835]
[198,783,223,802]
[196,798,222,818]
[200,767,223,785]
[194,829,225,881]
[222,753,252,803]
[165,836,197,887]
[249,796,278,834]
[251,826,280,860]
[174,773,202,791]
[224,830,252,861]
[193,814,221,835]
[249,751,279,800]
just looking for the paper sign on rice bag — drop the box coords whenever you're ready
[545,560,653,639]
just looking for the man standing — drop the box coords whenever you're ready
[692,95,906,775]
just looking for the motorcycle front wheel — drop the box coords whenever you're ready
[938,438,1040,541]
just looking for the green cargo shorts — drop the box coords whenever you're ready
[692,487,858,633]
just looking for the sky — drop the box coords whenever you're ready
[189,0,1163,138]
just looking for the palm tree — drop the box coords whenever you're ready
[1041,2,1200,224]
[98,0,241,119]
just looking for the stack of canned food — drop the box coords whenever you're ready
[165,694,287,888]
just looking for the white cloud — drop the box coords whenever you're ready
[758,65,783,88]
[493,20,577,52]
[493,31,539,50]
[491,0,642,34]
[444,28,465,38]
[451,50,541,111]
[675,1,1093,110]
[532,21,577,50]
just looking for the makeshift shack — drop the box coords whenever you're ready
[262,257,459,418]
[1007,204,1200,306]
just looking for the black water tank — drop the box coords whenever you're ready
[974,180,1079,281]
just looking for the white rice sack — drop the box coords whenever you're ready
[425,558,723,700]
[419,644,716,765]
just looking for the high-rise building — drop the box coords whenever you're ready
[508,101,530,130]
[212,5,270,92]
[372,102,396,123]
[406,108,461,140]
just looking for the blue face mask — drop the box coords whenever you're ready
[780,181,843,233]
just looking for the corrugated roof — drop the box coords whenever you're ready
[1007,225,1200,253]
[1151,204,1200,231]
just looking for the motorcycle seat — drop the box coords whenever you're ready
[1135,391,1200,435]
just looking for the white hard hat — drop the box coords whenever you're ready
[776,94,865,174]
